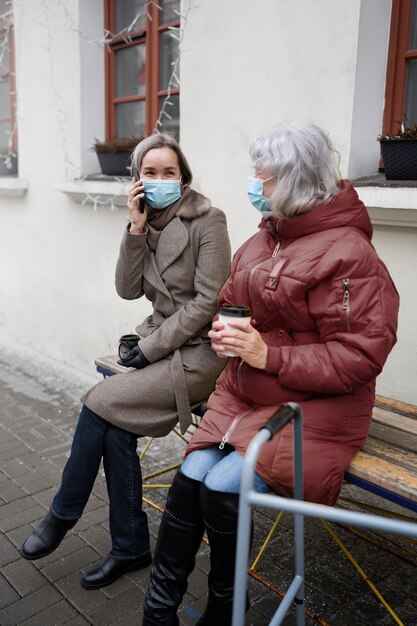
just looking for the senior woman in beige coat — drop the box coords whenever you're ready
[20,133,231,590]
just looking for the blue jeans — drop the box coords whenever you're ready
[52,405,150,560]
[180,445,271,493]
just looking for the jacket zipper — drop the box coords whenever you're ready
[219,407,254,450]
[237,360,244,396]
[342,278,350,331]
[248,240,282,297]
[272,242,281,257]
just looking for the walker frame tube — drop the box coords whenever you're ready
[232,402,417,626]
[233,402,305,626]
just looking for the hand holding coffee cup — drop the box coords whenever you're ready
[217,305,252,357]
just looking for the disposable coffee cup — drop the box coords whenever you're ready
[218,305,252,357]
[118,334,140,358]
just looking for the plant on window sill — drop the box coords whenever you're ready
[0,153,18,176]
[92,136,143,177]
[378,121,417,181]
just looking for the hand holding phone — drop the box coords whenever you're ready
[132,168,145,214]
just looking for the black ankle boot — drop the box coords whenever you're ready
[81,552,152,589]
[21,510,78,560]
[196,485,250,626]
[142,470,204,625]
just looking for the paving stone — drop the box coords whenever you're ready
[40,546,99,582]
[110,608,143,625]
[14,467,62,494]
[0,502,47,533]
[0,440,28,461]
[0,477,29,503]
[6,520,36,546]
[72,506,109,532]
[0,574,19,610]
[0,531,21,566]
[85,587,145,625]
[0,585,62,626]
[2,558,49,596]
[17,599,80,625]
[48,449,72,471]
[55,571,110,613]
[79,525,112,557]
[64,616,91,625]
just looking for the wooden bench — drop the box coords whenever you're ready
[95,355,417,513]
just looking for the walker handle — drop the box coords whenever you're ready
[263,403,300,437]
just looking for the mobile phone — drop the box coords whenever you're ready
[132,167,145,213]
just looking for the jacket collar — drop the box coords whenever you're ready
[261,180,373,242]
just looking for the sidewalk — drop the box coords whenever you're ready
[0,351,416,625]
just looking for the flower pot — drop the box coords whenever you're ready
[0,155,17,176]
[379,139,417,180]
[96,151,132,176]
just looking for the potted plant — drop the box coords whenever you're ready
[0,152,18,176]
[378,121,417,180]
[93,136,143,176]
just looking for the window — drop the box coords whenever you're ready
[383,0,417,134]
[104,0,180,141]
[0,0,17,174]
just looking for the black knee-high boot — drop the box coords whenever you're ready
[142,470,204,626]
[197,484,250,626]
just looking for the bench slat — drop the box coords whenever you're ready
[95,354,133,375]
[347,438,417,502]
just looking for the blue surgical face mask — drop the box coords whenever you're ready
[247,176,272,216]
[143,179,182,209]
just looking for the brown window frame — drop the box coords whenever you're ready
[0,13,17,154]
[104,1,180,140]
[382,0,417,134]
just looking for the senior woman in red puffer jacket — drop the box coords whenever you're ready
[141,125,399,626]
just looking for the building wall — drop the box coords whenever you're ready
[1,0,147,375]
[1,0,416,404]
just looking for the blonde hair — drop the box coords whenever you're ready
[250,125,341,218]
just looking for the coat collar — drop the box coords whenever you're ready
[260,180,373,242]
[176,186,211,219]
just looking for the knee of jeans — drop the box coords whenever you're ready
[203,469,240,493]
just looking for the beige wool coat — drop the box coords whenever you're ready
[82,188,231,437]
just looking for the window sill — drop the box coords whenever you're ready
[353,174,417,228]
[55,176,130,208]
[0,177,29,197]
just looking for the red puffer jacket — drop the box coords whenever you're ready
[187,181,399,505]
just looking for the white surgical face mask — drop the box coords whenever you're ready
[247,176,273,216]
[143,179,182,209]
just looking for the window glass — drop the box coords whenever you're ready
[0,80,11,117]
[405,59,417,124]
[159,29,179,90]
[0,35,9,79]
[116,100,146,138]
[410,0,417,49]
[115,44,146,97]
[160,0,180,25]
[0,120,11,151]
[158,94,179,138]
[115,0,146,34]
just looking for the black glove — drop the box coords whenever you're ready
[117,344,151,369]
